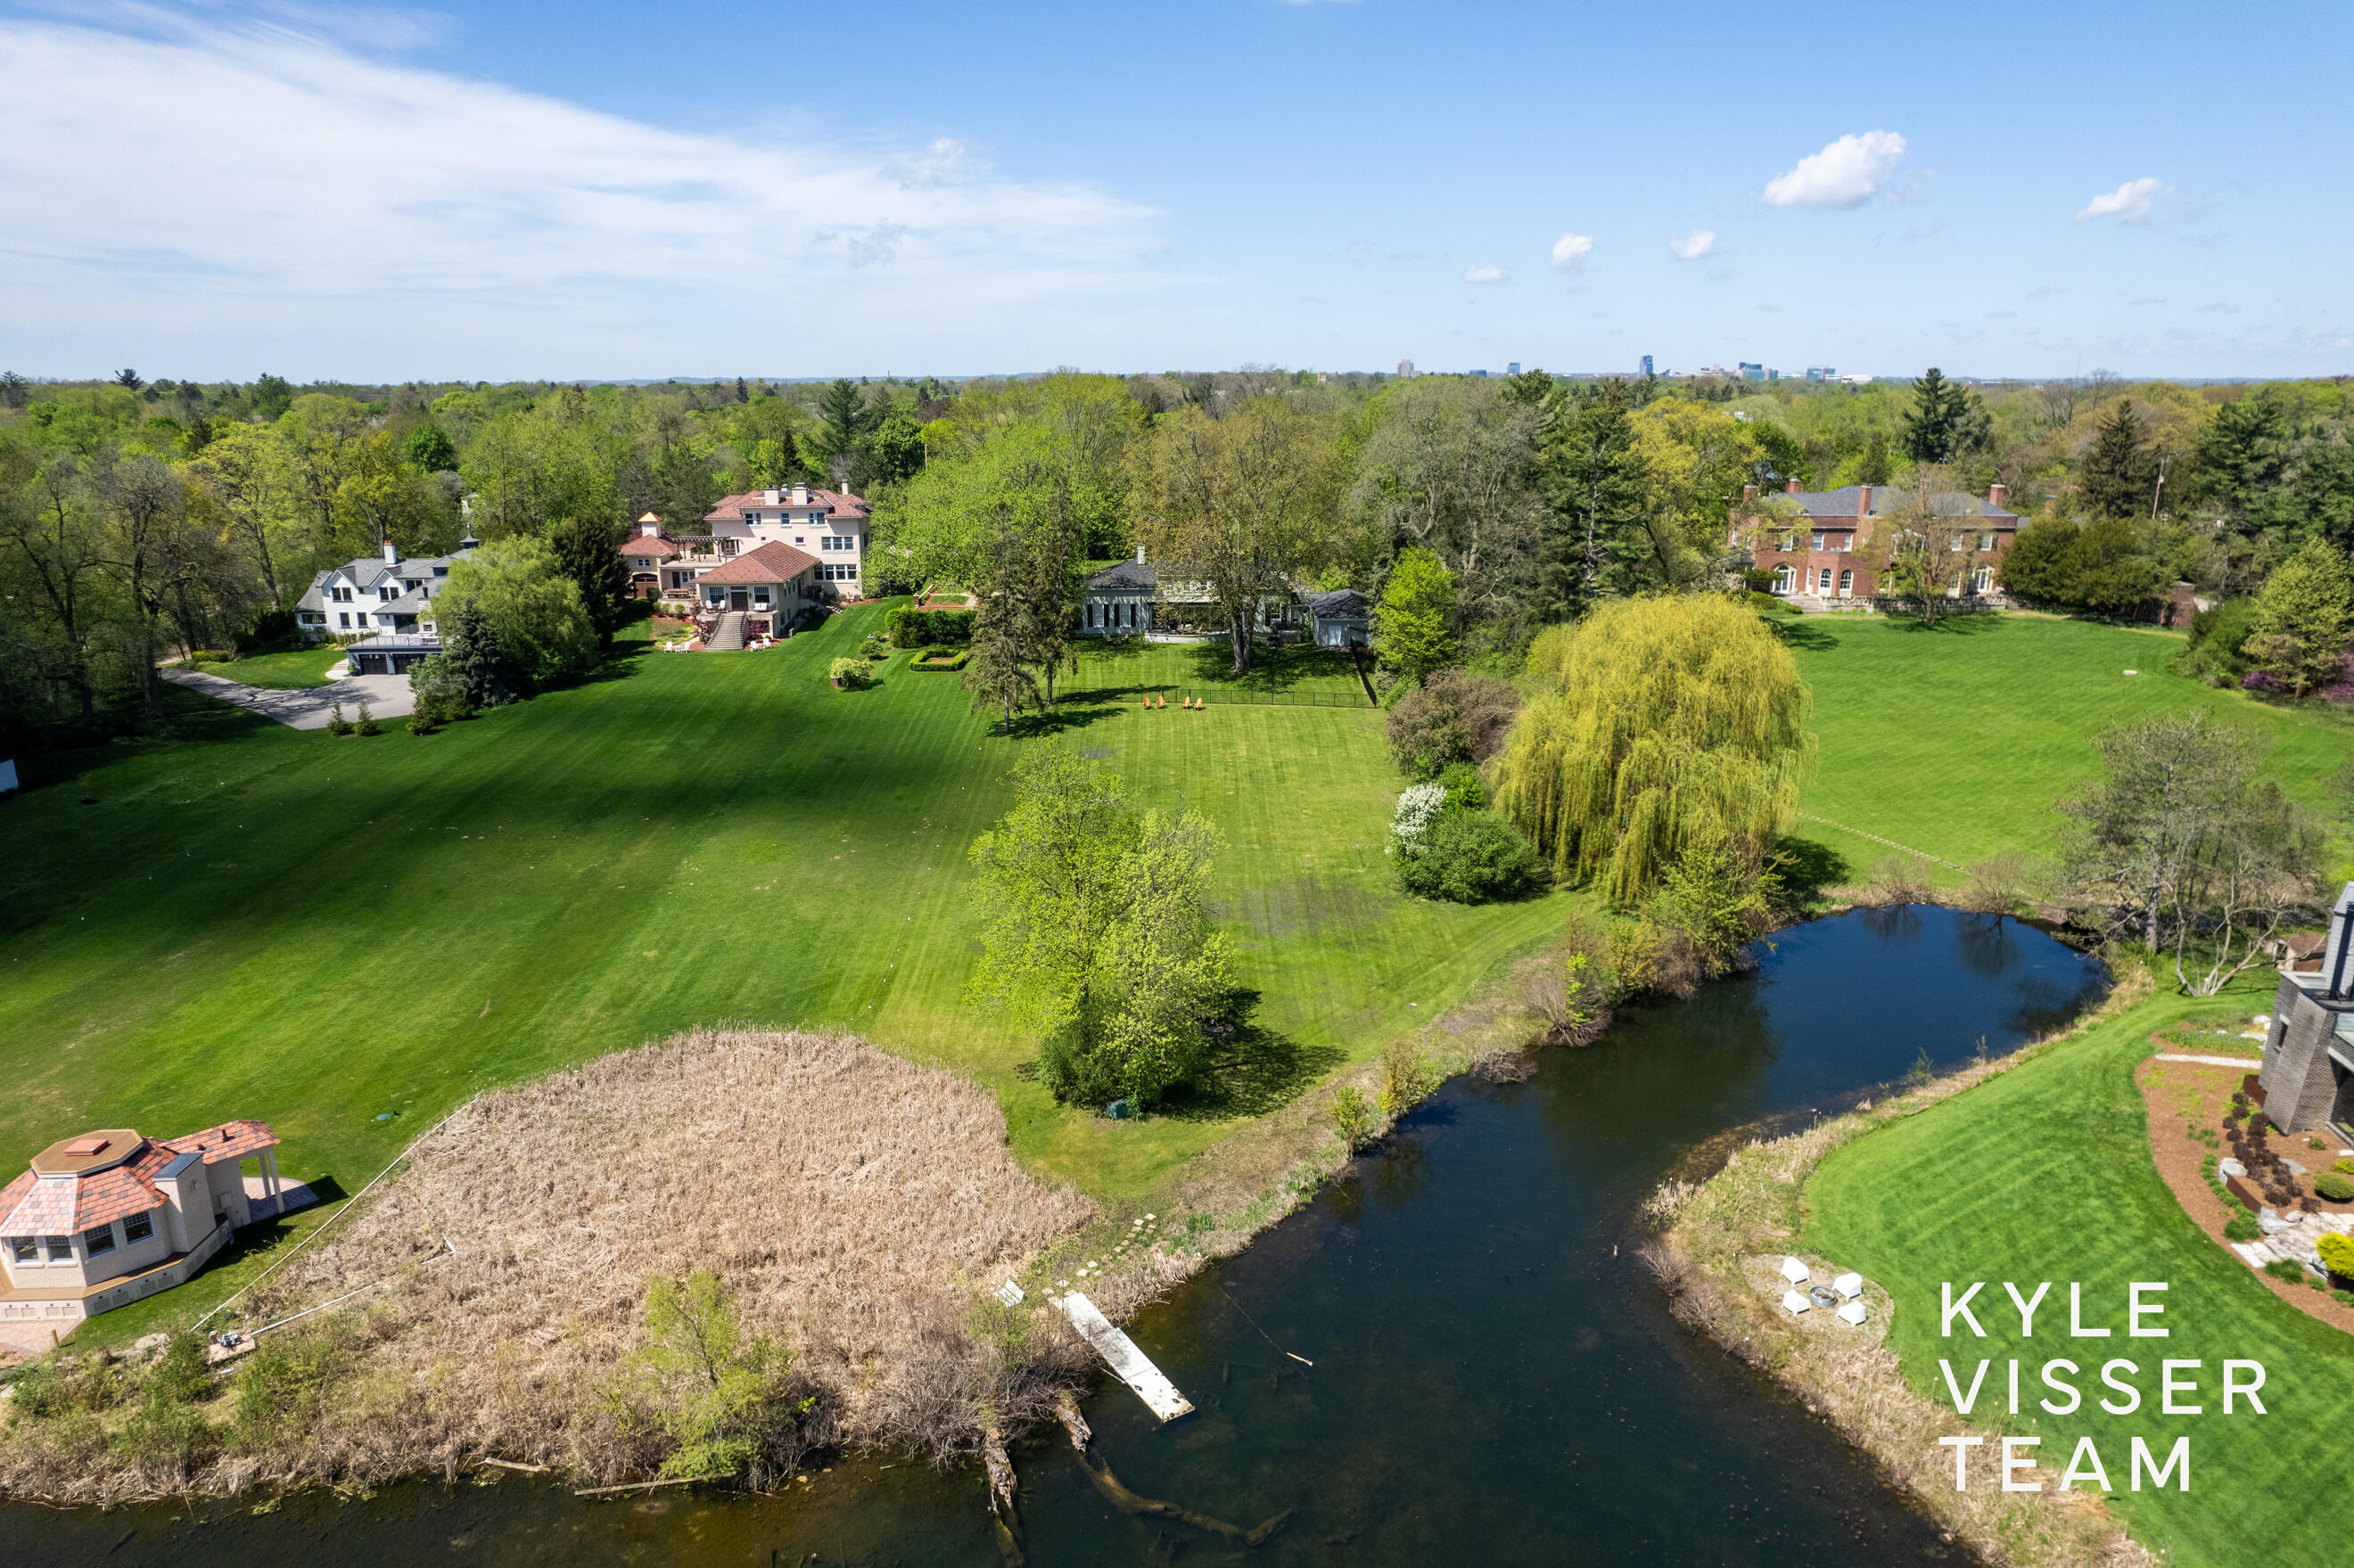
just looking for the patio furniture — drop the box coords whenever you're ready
[1780,1289,1811,1315]
[1778,1256,1810,1285]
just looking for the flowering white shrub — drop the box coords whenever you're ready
[1388,783,1449,857]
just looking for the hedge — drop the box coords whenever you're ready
[885,606,975,649]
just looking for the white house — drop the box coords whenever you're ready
[295,537,477,641]
[704,483,873,601]
[0,1121,303,1331]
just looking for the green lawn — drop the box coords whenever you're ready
[1779,612,2351,883]
[1805,979,2352,1567]
[186,646,346,688]
[0,602,1564,1345]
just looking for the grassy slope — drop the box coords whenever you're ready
[1781,612,2350,883]
[187,647,345,688]
[1805,979,2354,1568]
[0,604,1563,1347]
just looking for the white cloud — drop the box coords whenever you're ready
[2074,177,2170,226]
[1549,232,1593,272]
[1761,131,1906,209]
[1463,264,1507,283]
[0,12,1168,374]
[1668,229,1716,260]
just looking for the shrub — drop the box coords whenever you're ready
[2224,1210,2260,1243]
[325,699,351,736]
[1385,669,1519,780]
[1330,1086,1374,1152]
[1645,836,1775,978]
[827,657,875,690]
[232,1319,360,1450]
[248,605,299,647]
[408,713,437,735]
[2333,1159,2354,1177]
[886,606,975,649]
[354,699,380,736]
[408,653,477,726]
[2316,1171,2354,1203]
[111,1392,218,1476]
[2318,1233,2354,1278]
[1394,809,1545,904]
[1434,759,1487,812]
[2264,1258,2304,1284]
[1378,1039,1435,1120]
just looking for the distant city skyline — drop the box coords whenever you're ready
[2,0,2344,381]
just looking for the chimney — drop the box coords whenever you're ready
[1741,483,1757,505]
[1785,478,1801,495]
[1856,485,1872,518]
[1136,546,1146,564]
[1988,482,2008,510]
[791,482,809,506]
[382,538,399,565]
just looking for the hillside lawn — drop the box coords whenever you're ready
[1778,610,2350,884]
[4,604,2342,1351]
[0,605,1558,1345]
[185,646,346,688]
[1804,976,2352,1568]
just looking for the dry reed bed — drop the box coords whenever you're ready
[6,1030,1099,1502]
[1645,970,2158,1568]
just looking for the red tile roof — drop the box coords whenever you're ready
[3,1121,278,1242]
[704,488,870,523]
[621,538,679,562]
[695,541,819,586]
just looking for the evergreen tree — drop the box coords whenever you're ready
[2079,399,2155,520]
[1857,428,1894,486]
[814,378,873,475]
[548,513,633,649]
[1535,380,1644,609]
[443,595,516,708]
[733,377,749,404]
[1902,367,1978,464]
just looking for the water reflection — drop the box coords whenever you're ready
[11,907,2099,1568]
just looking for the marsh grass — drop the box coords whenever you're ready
[1,1029,1096,1500]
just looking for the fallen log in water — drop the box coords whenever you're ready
[1082,1455,1291,1548]
[1051,1391,1091,1454]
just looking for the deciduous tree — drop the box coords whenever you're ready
[1373,545,1460,680]
[1130,398,1345,676]
[1494,595,1815,906]
[2243,539,2354,695]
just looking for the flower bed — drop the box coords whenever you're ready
[910,649,969,671]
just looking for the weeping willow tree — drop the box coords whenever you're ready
[1494,595,1815,907]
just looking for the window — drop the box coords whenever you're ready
[1980,531,1996,551]
[1949,533,1968,551]
[1817,567,1833,592]
[794,537,805,546]
[741,512,758,525]
[1773,564,1794,593]
[123,1211,153,1244]
[1839,569,1854,595]
[719,538,739,558]
[1810,532,1825,550]
[1086,603,1098,629]
[84,1223,116,1256]
[45,1236,70,1261]
[820,562,857,581]
[338,612,350,629]
[1973,566,1993,593]
[7,1237,34,1263]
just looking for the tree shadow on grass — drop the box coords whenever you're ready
[1766,617,1841,653]
[1773,834,1851,907]
[1181,640,1357,694]
[1156,987,1346,1122]
[997,696,1131,738]
[1885,610,2005,637]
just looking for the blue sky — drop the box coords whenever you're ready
[3,0,2347,381]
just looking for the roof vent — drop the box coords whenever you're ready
[63,1137,108,1156]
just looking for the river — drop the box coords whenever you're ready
[11,906,2104,1566]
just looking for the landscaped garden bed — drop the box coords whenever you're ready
[2135,1051,2354,1333]
[910,647,969,670]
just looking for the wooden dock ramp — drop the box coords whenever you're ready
[1056,1292,1194,1422]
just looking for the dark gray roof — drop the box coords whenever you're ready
[1770,485,2016,521]
[1084,560,1158,591]
[1301,588,1370,620]
[343,634,441,652]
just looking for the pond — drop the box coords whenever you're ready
[12,906,2104,1566]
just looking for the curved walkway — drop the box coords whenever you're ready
[162,669,416,730]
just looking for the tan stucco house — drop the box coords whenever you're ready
[0,1121,300,1333]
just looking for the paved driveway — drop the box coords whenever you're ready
[163,669,416,730]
